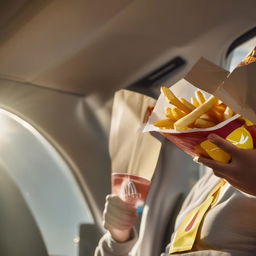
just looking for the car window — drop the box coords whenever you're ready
[0,108,93,256]
[226,36,256,71]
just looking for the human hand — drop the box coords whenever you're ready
[103,195,138,243]
[197,133,256,196]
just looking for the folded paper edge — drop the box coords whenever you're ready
[184,57,229,94]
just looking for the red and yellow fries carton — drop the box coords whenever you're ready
[144,47,256,163]
[111,173,151,212]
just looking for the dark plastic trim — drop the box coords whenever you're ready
[128,57,186,98]
[226,26,256,57]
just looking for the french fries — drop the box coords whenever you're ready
[191,97,200,107]
[154,119,174,129]
[179,98,196,111]
[194,118,216,128]
[195,90,206,105]
[161,87,191,113]
[171,107,187,120]
[224,106,233,120]
[174,96,218,130]
[165,107,176,121]
[200,113,215,122]
[154,86,236,131]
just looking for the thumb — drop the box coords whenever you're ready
[207,134,239,156]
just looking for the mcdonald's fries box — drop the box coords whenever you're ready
[111,173,151,212]
[144,55,256,163]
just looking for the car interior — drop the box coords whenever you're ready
[0,1,255,256]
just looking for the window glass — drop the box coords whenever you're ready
[226,36,256,71]
[0,109,93,256]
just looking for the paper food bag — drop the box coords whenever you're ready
[185,47,256,123]
[109,90,161,211]
[144,47,256,163]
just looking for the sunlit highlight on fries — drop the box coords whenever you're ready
[154,119,174,129]
[195,90,206,105]
[155,87,236,132]
[174,96,218,130]
[224,106,233,120]
[194,118,216,128]
[161,87,191,113]
[179,98,196,111]
[191,97,200,107]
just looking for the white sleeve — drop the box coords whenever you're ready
[94,229,138,256]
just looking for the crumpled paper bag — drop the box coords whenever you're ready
[109,89,161,211]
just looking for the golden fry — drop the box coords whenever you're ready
[165,107,177,121]
[223,106,233,120]
[191,97,200,107]
[179,98,195,111]
[194,118,216,128]
[174,96,218,130]
[154,119,174,129]
[158,87,236,131]
[215,103,226,113]
[208,108,224,122]
[171,107,186,120]
[200,113,215,122]
[195,90,206,105]
[161,87,190,113]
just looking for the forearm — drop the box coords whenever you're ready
[94,229,138,256]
